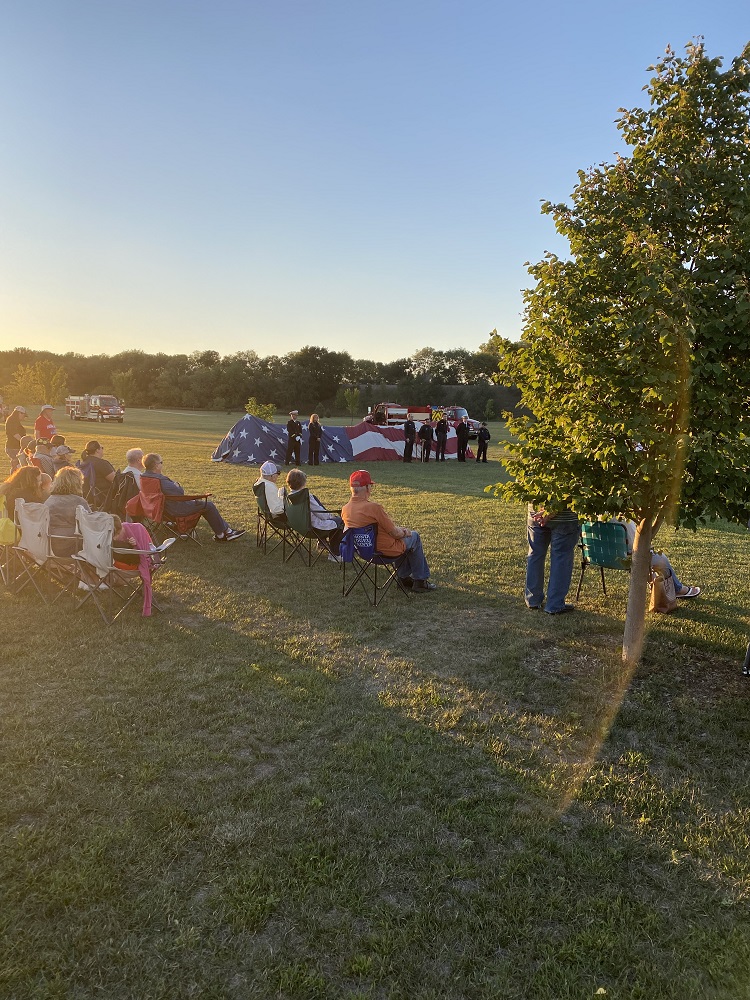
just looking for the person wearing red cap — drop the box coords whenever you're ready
[341,470,436,591]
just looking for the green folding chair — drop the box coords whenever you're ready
[576,521,631,599]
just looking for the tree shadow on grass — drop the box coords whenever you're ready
[2,607,749,1000]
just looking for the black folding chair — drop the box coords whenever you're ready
[253,482,288,556]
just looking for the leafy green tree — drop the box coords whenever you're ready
[244,396,276,422]
[343,388,361,424]
[484,399,496,422]
[3,361,68,405]
[494,40,750,665]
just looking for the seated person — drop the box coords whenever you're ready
[122,448,145,486]
[45,466,91,556]
[142,453,245,542]
[254,461,285,518]
[0,465,46,519]
[78,440,116,506]
[341,469,436,591]
[622,520,700,598]
[17,435,36,468]
[51,443,76,471]
[32,438,57,478]
[285,468,344,560]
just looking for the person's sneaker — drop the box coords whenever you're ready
[526,603,542,611]
[215,528,246,542]
[412,580,437,592]
[399,577,414,588]
[545,603,575,615]
[327,554,343,563]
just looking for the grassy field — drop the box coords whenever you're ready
[2,408,749,1000]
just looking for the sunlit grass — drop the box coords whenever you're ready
[1,408,749,999]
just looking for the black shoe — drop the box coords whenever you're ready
[412,580,436,592]
[215,528,246,542]
[399,576,414,588]
[545,603,575,615]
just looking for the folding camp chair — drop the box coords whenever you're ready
[341,523,411,606]
[0,495,19,588]
[253,482,288,556]
[576,520,631,599]
[282,488,340,567]
[128,476,210,544]
[73,508,174,623]
[11,499,79,604]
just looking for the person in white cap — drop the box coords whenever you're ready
[34,404,57,441]
[285,410,302,466]
[4,405,27,472]
[254,461,285,517]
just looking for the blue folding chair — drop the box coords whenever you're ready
[576,520,631,599]
[340,523,411,606]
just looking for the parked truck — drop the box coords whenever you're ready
[365,401,480,437]
[66,394,125,422]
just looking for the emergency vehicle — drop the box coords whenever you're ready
[65,394,125,422]
[365,402,480,437]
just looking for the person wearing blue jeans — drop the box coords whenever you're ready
[525,507,581,614]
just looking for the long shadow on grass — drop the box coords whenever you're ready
[1,614,749,1000]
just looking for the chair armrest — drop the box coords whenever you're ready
[180,493,212,501]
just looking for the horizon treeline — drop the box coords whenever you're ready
[0,339,522,418]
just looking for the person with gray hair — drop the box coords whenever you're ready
[122,448,145,486]
[285,468,343,560]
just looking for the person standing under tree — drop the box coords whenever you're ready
[307,413,322,465]
[402,416,416,463]
[285,410,302,465]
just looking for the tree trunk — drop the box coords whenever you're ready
[622,518,653,666]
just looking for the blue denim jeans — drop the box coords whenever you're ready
[398,531,430,581]
[650,551,683,592]
[525,518,581,612]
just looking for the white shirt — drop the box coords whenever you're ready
[122,465,142,486]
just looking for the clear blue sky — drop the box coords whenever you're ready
[1,1,748,362]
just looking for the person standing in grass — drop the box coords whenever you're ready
[418,420,434,462]
[342,469,436,591]
[434,414,448,461]
[307,414,322,465]
[285,410,302,465]
[455,415,470,462]
[5,405,27,472]
[525,506,580,614]
[475,422,491,463]
[402,415,416,463]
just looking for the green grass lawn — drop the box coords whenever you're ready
[2,408,749,999]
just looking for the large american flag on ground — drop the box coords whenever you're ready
[211,415,468,465]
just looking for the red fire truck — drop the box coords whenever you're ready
[65,394,125,422]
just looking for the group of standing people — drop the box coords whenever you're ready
[285,411,324,466]
[402,415,491,463]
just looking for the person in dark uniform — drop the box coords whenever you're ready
[402,416,416,463]
[418,420,434,462]
[455,416,470,462]
[434,415,448,461]
[285,410,302,465]
[475,422,491,462]
[307,413,322,465]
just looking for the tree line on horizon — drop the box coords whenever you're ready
[0,337,523,419]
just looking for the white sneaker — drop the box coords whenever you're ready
[328,554,343,563]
